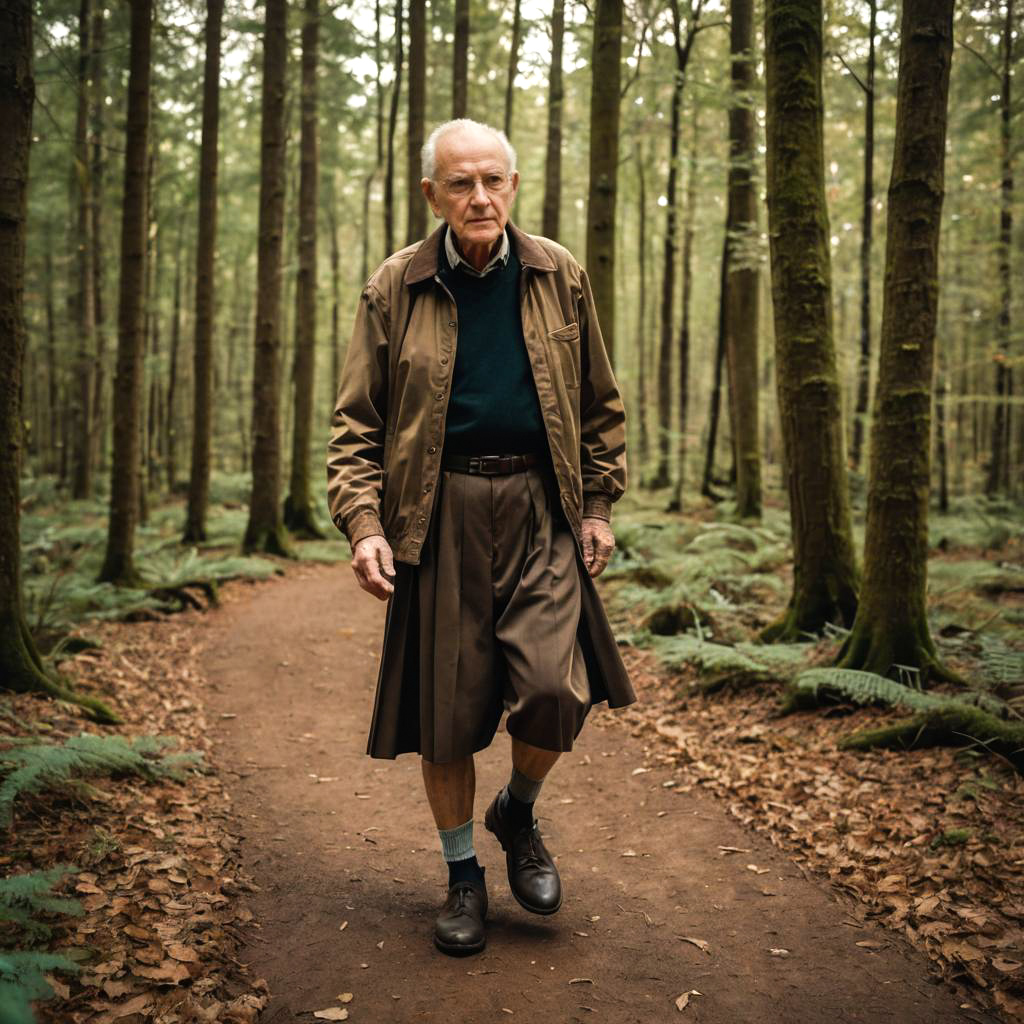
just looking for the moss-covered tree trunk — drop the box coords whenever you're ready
[1,0,117,722]
[541,0,564,241]
[243,0,292,557]
[585,0,622,366]
[762,0,858,641]
[723,0,760,518]
[383,0,403,257]
[98,0,153,585]
[503,0,522,138]
[838,0,956,682]
[183,0,224,543]
[406,0,426,244]
[284,0,324,540]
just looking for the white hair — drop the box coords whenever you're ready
[421,118,518,181]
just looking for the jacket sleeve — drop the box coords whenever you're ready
[326,282,390,550]
[576,266,627,521]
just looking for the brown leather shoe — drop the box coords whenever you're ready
[484,789,562,915]
[434,875,488,956]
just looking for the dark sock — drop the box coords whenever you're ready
[448,855,485,887]
[504,786,535,830]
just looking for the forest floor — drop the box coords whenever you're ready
[4,485,1023,1023]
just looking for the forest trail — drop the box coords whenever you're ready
[197,564,977,1024]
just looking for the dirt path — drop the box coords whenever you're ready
[197,563,982,1024]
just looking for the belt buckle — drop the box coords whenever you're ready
[475,455,504,475]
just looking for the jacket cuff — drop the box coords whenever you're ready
[344,508,385,549]
[582,493,612,522]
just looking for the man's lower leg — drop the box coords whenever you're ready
[422,755,484,885]
[504,737,562,829]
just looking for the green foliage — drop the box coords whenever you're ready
[648,632,813,690]
[0,866,82,1024]
[783,667,1011,717]
[0,868,82,943]
[929,498,1024,552]
[0,734,204,826]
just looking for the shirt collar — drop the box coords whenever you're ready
[444,224,510,277]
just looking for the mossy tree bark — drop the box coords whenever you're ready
[244,0,293,558]
[98,0,153,585]
[183,0,224,543]
[723,0,760,518]
[585,0,623,366]
[452,0,469,118]
[284,0,325,541]
[406,0,426,244]
[762,0,858,641]
[838,0,956,683]
[541,0,564,242]
[1,0,118,723]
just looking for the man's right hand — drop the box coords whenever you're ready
[351,535,396,600]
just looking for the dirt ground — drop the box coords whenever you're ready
[196,563,991,1024]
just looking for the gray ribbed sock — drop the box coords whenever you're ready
[508,768,544,805]
[439,818,476,863]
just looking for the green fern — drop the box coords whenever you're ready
[0,868,82,942]
[650,634,811,686]
[0,951,81,1024]
[783,667,1011,717]
[0,734,204,826]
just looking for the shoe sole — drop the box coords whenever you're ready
[434,934,486,956]
[485,803,563,917]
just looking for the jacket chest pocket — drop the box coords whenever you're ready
[548,322,581,389]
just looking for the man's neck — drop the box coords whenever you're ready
[451,229,502,273]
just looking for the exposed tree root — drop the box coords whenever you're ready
[840,704,1024,772]
[282,496,326,540]
[242,523,296,559]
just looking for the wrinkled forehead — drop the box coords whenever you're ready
[434,129,510,178]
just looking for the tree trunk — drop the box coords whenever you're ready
[541,0,564,241]
[452,0,469,117]
[850,0,876,471]
[71,0,96,500]
[407,0,426,243]
[166,225,182,492]
[184,0,223,542]
[723,0,761,518]
[45,242,59,474]
[634,144,649,470]
[762,0,858,641]
[384,0,404,256]
[89,0,109,479]
[98,0,153,585]
[585,0,623,366]
[504,0,522,137]
[985,0,1014,496]
[670,106,699,511]
[243,0,292,556]
[702,231,729,500]
[284,0,324,540]
[838,0,956,682]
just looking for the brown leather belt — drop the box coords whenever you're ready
[441,452,541,475]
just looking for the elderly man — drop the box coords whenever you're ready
[326,118,635,956]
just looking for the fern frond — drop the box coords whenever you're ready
[0,950,80,1022]
[0,867,83,942]
[0,734,204,826]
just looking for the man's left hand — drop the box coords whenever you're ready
[581,517,615,578]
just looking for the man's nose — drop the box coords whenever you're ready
[469,180,490,203]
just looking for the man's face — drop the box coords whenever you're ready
[421,127,520,252]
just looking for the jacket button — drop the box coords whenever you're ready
[440,356,448,364]
[435,392,443,400]
[417,516,426,524]
[448,321,456,328]
[423,483,432,493]
[428,445,437,454]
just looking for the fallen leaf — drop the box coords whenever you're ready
[680,936,710,954]
[339,920,348,931]
[746,864,770,875]
[312,1009,349,1021]
[675,990,701,1011]
[621,849,638,858]
[573,931,589,937]
[338,993,354,1002]
[855,940,887,950]
[632,767,651,775]
[718,846,751,854]
[992,958,1022,973]
[769,948,790,957]
[376,940,384,949]
[569,978,594,985]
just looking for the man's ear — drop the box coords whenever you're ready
[421,177,441,217]
[509,170,521,202]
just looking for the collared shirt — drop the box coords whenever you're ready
[444,224,510,277]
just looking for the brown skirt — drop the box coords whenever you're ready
[365,461,636,763]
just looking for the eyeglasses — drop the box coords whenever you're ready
[438,172,512,198]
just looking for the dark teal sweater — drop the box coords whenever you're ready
[438,234,547,456]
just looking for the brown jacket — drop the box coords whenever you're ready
[326,221,627,564]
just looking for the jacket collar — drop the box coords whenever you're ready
[405,220,556,285]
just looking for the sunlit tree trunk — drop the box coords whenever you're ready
[850,0,876,470]
[452,0,469,117]
[243,0,292,556]
[586,0,623,365]
[504,0,522,137]
[838,0,956,682]
[762,0,858,640]
[407,0,426,243]
[184,0,223,542]
[702,232,728,500]
[541,0,564,240]
[166,228,182,491]
[384,0,403,256]
[285,0,324,539]
[89,1,109,479]
[99,0,153,584]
